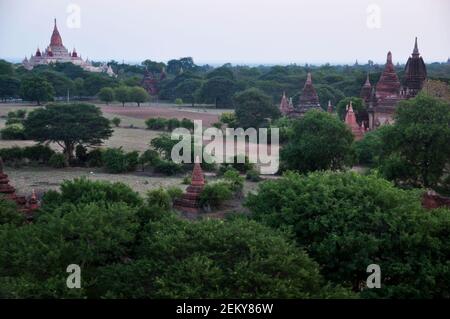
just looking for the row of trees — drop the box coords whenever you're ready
[98,86,149,106]
[2,58,449,108]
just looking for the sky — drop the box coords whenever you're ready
[0,0,449,65]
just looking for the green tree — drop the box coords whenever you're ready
[19,76,54,105]
[246,170,450,298]
[129,86,149,107]
[199,76,236,108]
[174,79,202,106]
[96,215,351,298]
[380,93,450,188]
[0,76,21,101]
[281,110,354,172]
[336,97,365,121]
[24,103,112,165]
[234,88,280,128]
[98,87,115,104]
[114,86,130,107]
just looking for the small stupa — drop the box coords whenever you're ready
[174,156,205,214]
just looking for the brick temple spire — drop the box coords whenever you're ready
[360,73,372,102]
[0,157,17,201]
[375,51,401,100]
[174,156,205,214]
[345,102,364,141]
[297,72,321,113]
[327,100,333,113]
[404,37,427,98]
[279,92,293,115]
[50,18,63,46]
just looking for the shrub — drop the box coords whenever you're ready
[75,144,88,163]
[182,175,191,185]
[146,187,172,211]
[0,197,25,226]
[199,182,233,209]
[246,169,261,182]
[87,148,104,167]
[41,178,143,207]
[48,153,66,168]
[139,149,160,170]
[5,109,27,125]
[145,117,167,130]
[125,151,139,172]
[153,160,183,176]
[111,117,121,127]
[103,148,138,174]
[229,155,254,173]
[23,145,55,163]
[180,118,194,131]
[0,146,24,163]
[166,118,181,131]
[167,186,183,201]
[1,123,26,140]
[175,98,183,105]
[223,168,244,193]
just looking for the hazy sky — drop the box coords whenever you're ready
[1,0,449,65]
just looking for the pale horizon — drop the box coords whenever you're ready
[0,0,449,65]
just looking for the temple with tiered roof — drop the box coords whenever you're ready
[23,19,114,76]
[279,72,321,117]
[366,38,427,129]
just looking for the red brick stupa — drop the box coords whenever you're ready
[279,92,294,116]
[297,72,321,114]
[174,157,205,214]
[0,157,39,218]
[360,73,372,103]
[403,37,427,98]
[345,102,365,141]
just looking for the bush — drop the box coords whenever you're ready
[166,118,181,131]
[23,145,55,163]
[41,178,143,208]
[111,117,121,127]
[75,144,88,163]
[146,188,172,211]
[145,117,167,130]
[103,148,138,174]
[246,169,261,182]
[167,187,183,200]
[1,123,26,140]
[199,182,233,209]
[182,175,191,185]
[87,148,104,167]
[48,153,66,168]
[0,197,25,226]
[139,149,160,170]
[175,98,183,105]
[223,168,244,193]
[180,118,194,131]
[5,109,27,126]
[153,160,183,175]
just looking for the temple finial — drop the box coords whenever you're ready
[306,72,312,84]
[387,51,392,63]
[413,37,419,56]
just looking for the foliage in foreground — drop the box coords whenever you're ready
[0,178,350,299]
[245,170,450,298]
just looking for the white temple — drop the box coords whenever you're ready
[22,19,114,77]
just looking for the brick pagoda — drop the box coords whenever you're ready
[174,158,205,214]
[0,157,39,219]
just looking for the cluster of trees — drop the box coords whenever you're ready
[0,178,352,298]
[2,58,449,110]
[98,86,149,106]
